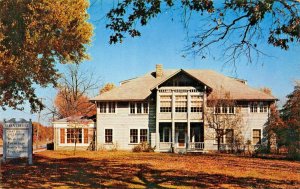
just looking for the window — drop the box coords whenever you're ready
[160,95,172,112]
[105,129,113,143]
[228,106,234,114]
[130,102,149,114]
[108,102,115,113]
[253,129,261,145]
[100,103,106,113]
[175,95,187,112]
[215,107,221,114]
[215,106,235,114]
[140,129,148,142]
[250,102,258,113]
[130,102,135,114]
[137,103,142,113]
[143,103,148,114]
[259,102,268,113]
[225,129,234,144]
[191,96,202,112]
[130,129,138,143]
[161,127,171,142]
[66,128,82,143]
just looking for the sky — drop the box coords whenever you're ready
[1,1,299,125]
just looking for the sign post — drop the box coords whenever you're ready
[2,118,33,165]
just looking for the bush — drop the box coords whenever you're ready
[132,142,155,152]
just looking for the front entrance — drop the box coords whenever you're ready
[175,123,187,148]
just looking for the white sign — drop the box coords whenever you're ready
[2,119,33,164]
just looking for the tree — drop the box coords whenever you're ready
[106,0,300,64]
[54,65,97,119]
[53,65,98,154]
[264,104,285,153]
[280,82,300,159]
[205,92,243,152]
[99,83,116,94]
[0,0,93,112]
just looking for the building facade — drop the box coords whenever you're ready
[53,116,96,151]
[90,65,276,152]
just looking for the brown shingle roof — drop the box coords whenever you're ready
[90,69,276,101]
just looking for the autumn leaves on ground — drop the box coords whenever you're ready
[1,151,300,188]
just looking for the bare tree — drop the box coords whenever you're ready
[205,91,243,152]
[52,65,100,154]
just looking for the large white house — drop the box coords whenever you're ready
[54,65,276,152]
[89,65,276,152]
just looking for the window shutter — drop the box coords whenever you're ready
[60,129,65,144]
[84,129,88,144]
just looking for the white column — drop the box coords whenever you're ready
[172,90,175,149]
[187,90,191,149]
[203,86,207,150]
[155,90,160,152]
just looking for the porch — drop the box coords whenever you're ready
[158,122,204,152]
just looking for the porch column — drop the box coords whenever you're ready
[172,90,175,148]
[187,90,191,149]
[203,86,207,150]
[155,89,160,151]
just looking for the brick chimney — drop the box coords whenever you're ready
[156,64,163,78]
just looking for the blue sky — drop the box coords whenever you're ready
[1,1,299,125]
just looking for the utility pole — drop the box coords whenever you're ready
[36,98,45,150]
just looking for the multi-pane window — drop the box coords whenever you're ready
[214,107,234,114]
[253,129,261,145]
[105,129,113,143]
[228,106,234,114]
[175,95,187,112]
[215,107,221,114]
[160,127,171,142]
[250,102,258,113]
[130,102,135,114]
[66,128,82,143]
[108,102,115,113]
[143,103,148,114]
[259,102,268,113]
[137,103,142,113]
[130,102,148,114]
[100,102,116,113]
[160,95,172,112]
[100,103,106,113]
[225,129,234,144]
[130,129,138,143]
[191,96,202,112]
[140,129,148,142]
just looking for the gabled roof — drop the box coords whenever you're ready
[90,69,276,101]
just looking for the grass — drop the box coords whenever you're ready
[1,150,300,188]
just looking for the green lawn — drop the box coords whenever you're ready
[1,151,299,188]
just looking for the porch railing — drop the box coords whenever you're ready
[189,142,204,150]
[159,142,172,150]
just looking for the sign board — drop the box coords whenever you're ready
[2,118,33,164]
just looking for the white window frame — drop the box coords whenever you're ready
[252,128,262,145]
[162,127,172,142]
[129,128,139,144]
[59,128,89,146]
[99,102,117,114]
[139,128,149,143]
[214,106,235,114]
[129,102,149,114]
[104,128,113,144]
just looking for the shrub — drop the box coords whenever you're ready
[132,142,155,152]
